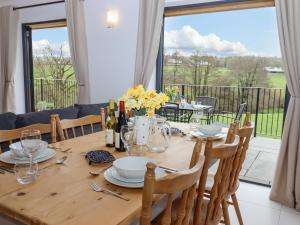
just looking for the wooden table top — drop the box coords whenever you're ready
[0,123,224,225]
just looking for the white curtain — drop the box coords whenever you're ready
[134,0,165,87]
[0,6,18,113]
[65,0,91,104]
[270,0,300,211]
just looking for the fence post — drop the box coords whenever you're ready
[254,87,260,137]
[181,84,185,97]
[282,85,290,135]
[40,79,44,101]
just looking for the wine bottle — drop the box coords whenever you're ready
[115,101,127,151]
[105,99,116,147]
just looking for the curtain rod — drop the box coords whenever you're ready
[13,0,65,11]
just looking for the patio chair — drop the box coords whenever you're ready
[195,96,218,124]
[214,103,247,127]
[162,102,180,121]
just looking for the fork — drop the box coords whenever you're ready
[90,182,130,201]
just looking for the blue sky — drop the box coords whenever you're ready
[32,7,281,57]
[165,7,281,57]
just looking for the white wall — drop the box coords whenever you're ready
[84,0,139,103]
[0,0,216,113]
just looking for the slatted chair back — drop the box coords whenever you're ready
[243,112,252,127]
[0,115,56,153]
[225,122,239,144]
[140,157,205,225]
[228,125,253,193]
[234,103,247,121]
[55,108,105,141]
[162,102,180,122]
[193,136,239,225]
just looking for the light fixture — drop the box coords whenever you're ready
[106,9,119,28]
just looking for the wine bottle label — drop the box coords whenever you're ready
[105,129,114,144]
[115,132,120,148]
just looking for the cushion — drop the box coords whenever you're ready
[75,103,111,117]
[15,106,79,128]
[0,112,17,130]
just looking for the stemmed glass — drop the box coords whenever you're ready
[189,109,203,132]
[120,125,135,154]
[20,130,42,166]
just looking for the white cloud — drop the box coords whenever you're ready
[164,25,251,56]
[32,39,70,57]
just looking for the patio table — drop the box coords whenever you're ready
[0,123,223,225]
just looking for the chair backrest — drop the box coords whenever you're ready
[228,124,254,193]
[234,103,247,121]
[195,96,217,109]
[193,136,239,225]
[0,115,56,153]
[140,157,205,225]
[55,108,105,141]
[162,102,179,121]
[225,121,240,144]
[243,112,251,127]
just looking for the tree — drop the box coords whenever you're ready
[33,45,76,109]
[228,56,268,104]
[170,50,181,83]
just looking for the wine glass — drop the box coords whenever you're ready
[20,130,42,166]
[120,125,134,153]
[189,109,203,132]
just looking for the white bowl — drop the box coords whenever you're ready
[198,125,222,136]
[113,156,150,179]
[10,140,47,158]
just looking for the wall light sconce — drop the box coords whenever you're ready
[106,9,119,28]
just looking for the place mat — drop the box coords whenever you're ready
[85,150,115,165]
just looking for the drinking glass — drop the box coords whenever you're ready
[120,125,134,151]
[14,161,38,184]
[189,109,203,132]
[20,130,42,166]
[120,125,145,156]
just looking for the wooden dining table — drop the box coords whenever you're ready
[0,123,224,225]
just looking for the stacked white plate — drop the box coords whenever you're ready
[104,156,166,188]
[0,141,56,164]
[190,125,227,140]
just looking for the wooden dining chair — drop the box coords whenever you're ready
[0,115,57,153]
[193,135,240,225]
[140,157,205,225]
[204,121,254,225]
[54,108,105,141]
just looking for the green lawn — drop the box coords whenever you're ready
[268,73,286,88]
[215,112,284,139]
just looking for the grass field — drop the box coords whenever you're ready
[268,73,286,88]
[163,65,287,89]
[215,112,284,139]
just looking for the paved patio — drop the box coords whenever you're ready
[210,137,281,186]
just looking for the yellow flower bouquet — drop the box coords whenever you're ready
[119,85,169,116]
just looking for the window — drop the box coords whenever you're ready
[23,20,77,112]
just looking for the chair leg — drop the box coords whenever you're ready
[222,200,231,225]
[231,193,244,225]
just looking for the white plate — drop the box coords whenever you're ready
[111,167,144,183]
[0,148,56,164]
[10,141,48,159]
[190,131,227,140]
[104,166,167,188]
